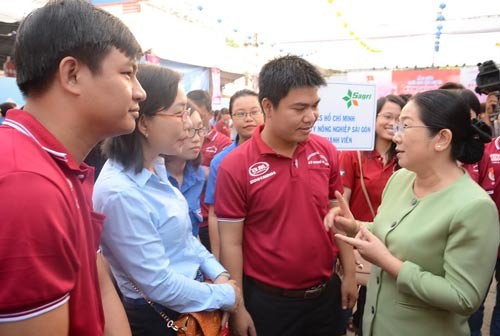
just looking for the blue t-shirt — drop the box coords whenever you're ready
[205,139,238,205]
[167,163,205,236]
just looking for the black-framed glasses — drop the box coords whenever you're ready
[232,110,262,120]
[186,126,208,138]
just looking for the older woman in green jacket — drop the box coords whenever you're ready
[327,90,499,336]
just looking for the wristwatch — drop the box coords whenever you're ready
[218,271,231,279]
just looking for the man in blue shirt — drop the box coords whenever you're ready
[0,102,16,124]
[205,90,264,259]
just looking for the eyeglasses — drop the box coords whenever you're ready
[392,124,436,135]
[232,110,262,120]
[186,126,208,138]
[155,108,189,120]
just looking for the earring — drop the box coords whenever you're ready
[437,145,441,149]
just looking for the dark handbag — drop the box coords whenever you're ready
[129,281,226,336]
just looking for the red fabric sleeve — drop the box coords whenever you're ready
[329,146,344,199]
[339,150,356,190]
[214,160,247,220]
[0,172,78,316]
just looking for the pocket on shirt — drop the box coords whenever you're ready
[309,167,331,207]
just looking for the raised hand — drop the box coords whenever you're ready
[324,190,359,237]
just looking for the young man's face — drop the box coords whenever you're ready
[79,47,146,138]
[264,87,320,145]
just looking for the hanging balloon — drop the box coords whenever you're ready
[439,3,446,9]
[437,14,445,21]
[196,5,203,11]
[437,24,443,30]
[435,45,440,52]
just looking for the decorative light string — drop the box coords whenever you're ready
[327,0,381,53]
[434,2,446,53]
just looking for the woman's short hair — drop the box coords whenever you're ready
[411,90,490,164]
[102,64,181,173]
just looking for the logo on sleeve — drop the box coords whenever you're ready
[307,151,330,167]
[205,146,218,154]
[248,161,276,185]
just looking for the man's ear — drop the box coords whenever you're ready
[261,98,273,119]
[57,56,83,96]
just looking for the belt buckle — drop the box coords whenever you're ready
[303,282,326,299]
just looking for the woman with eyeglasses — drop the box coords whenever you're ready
[339,94,405,335]
[93,64,241,336]
[164,108,208,237]
[327,90,498,336]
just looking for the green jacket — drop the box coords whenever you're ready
[364,169,499,336]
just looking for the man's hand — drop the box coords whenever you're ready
[324,191,358,237]
[229,307,257,336]
[486,93,498,116]
[226,280,243,313]
[340,274,358,310]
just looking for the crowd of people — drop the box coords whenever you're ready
[1,1,500,336]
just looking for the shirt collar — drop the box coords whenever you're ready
[122,157,168,188]
[3,109,88,174]
[205,127,218,142]
[166,162,204,189]
[253,124,306,156]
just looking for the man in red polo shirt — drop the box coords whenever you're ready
[480,137,500,335]
[216,55,357,336]
[0,1,146,335]
[187,90,231,250]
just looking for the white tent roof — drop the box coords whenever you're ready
[2,0,499,73]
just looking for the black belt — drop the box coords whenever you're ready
[248,277,328,299]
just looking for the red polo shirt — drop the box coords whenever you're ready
[463,151,495,196]
[0,110,105,335]
[199,128,231,228]
[339,150,398,221]
[484,138,500,257]
[215,120,231,138]
[215,125,343,289]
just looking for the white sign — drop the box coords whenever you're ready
[314,82,377,151]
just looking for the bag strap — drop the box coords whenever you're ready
[356,151,376,219]
[129,281,180,332]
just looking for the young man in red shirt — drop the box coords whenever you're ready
[216,55,357,336]
[0,1,146,335]
[187,90,231,250]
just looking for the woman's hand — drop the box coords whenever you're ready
[324,191,359,237]
[335,226,403,278]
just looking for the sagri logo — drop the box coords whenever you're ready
[342,89,372,108]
